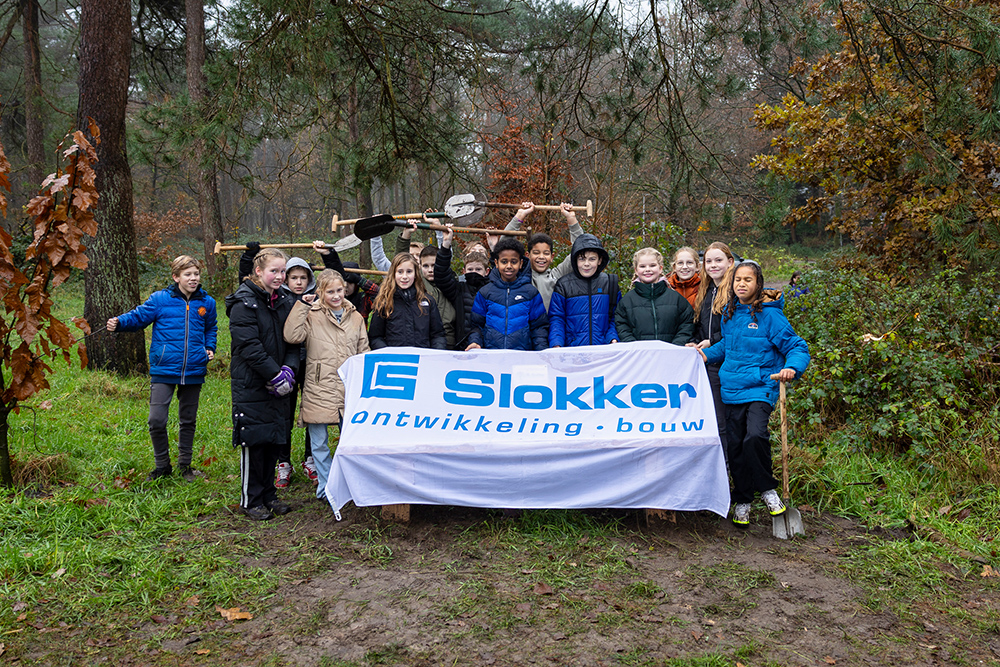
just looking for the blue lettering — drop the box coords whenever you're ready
[617,417,632,432]
[497,421,513,433]
[594,377,628,409]
[556,376,591,410]
[475,416,492,432]
[513,385,552,409]
[499,373,511,408]
[373,412,391,426]
[669,383,697,408]
[453,414,471,431]
[682,420,704,432]
[444,370,494,406]
[565,423,582,437]
[413,415,439,429]
[631,383,668,408]
[351,411,369,424]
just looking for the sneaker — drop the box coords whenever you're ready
[762,489,787,516]
[179,465,205,482]
[243,505,274,521]
[302,457,318,483]
[147,466,172,481]
[265,499,292,515]
[275,461,293,489]
[732,503,751,526]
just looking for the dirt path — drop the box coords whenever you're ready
[175,496,997,667]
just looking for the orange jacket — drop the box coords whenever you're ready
[667,272,701,309]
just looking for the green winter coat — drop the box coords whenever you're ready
[614,280,695,345]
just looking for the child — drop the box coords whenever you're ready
[107,256,217,482]
[788,270,810,297]
[466,237,549,351]
[666,246,701,308]
[284,269,370,504]
[503,202,584,310]
[548,234,621,347]
[275,257,317,489]
[226,248,300,521]
[687,242,737,456]
[308,240,381,321]
[615,248,694,345]
[395,225,457,348]
[700,260,810,527]
[368,253,447,349]
[463,251,490,278]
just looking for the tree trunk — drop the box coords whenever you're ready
[186,0,225,278]
[78,0,146,374]
[348,82,373,269]
[22,0,45,189]
[0,406,11,487]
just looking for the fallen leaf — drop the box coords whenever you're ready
[195,649,210,655]
[938,505,952,516]
[184,595,200,607]
[39,400,52,410]
[0,643,4,656]
[533,582,554,596]
[16,613,26,622]
[956,508,971,521]
[51,567,66,579]
[824,657,836,665]
[216,606,253,621]
[514,603,531,613]
[151,615,168,624]
[11,602,26,612]
[981,565,999,578]
[690,630,702,640]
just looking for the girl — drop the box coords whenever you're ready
[700,261,810,526]
[368,253,447,350]
[226,248,300,521]
[615,247,694,345]
[666,246,701,308]
[687,242,737,456]
[284,269,370,505]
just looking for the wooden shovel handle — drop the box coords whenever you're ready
[491,200,594,217]
[332,212,448,229]
[770,374,790,499]
[309,264,386,276]
[418,222,526,236]
[213,242,325,255]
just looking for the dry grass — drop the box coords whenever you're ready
[12,453,70,487]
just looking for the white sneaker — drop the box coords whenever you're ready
[761,489,786,516]
[302,456,318,483]
[275,461,293,488]
[732,503,751,526]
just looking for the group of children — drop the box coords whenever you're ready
[109,202,809,526]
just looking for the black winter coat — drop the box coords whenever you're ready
[614,280,694,345]
[367,286,447,350]
[432,245,470,350]
[694,281,724,348]
[226,280,299,448]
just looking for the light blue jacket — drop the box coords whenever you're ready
[703,293,809,406]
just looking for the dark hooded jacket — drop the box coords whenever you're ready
[615,279,694,345]
[225,280,300,448]
[468,261,549,351]
[367,286,447,350]
[548,234,621,347]
[694,281,724,348]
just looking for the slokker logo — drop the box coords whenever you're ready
[360,353,419,400]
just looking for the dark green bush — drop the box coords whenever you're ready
[786,260,1000,482]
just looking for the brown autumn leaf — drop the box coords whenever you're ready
[216,606,253,621]
[981,565,999,578]
[195,649,211,655]
[150,615,169,624]
[824,657,837,665]
[185,595,200,607]
[532,581,554,596]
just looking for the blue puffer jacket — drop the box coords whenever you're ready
[116,284,218,384]
[548,235,620,347]
[468,265,549,350]
[703,292,809,406]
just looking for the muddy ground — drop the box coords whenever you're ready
[9,480,1000,667]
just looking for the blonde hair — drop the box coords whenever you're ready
[171,255,201,276]
[315,269,346,305]
[250,248,288,287]
[373,253,427,319]
[632,247,663,270]
[671,246,699,271]
[693,242,735,321]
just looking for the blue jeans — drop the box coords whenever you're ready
[307,421,341,501]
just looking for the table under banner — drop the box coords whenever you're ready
[325,341,731,519]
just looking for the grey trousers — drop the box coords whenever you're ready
[149,382,202,470]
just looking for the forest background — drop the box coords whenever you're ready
[0,0,999,664]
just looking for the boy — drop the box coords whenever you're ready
[466,237,548,351]
[503,201,584,310]
[107,256,217,481]
[549,235,621,347]
[463,251,490,278]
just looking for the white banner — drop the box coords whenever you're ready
[326,341,730,517]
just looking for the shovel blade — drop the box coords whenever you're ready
[332,234,362,252]
[772,504,805,539]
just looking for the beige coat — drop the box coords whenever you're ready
[283,299,370,424]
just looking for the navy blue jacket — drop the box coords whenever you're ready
[468,265,549,350]
[548,235,620,347]
[116,284,217,384]
[703,292,810,406]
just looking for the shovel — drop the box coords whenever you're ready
[770,374,805,539]
[331,210,471,230]
[351,214,527,242]
[443,193,593,220]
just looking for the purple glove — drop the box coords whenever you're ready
[266,365,295,397]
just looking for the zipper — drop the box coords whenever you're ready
[587,280,594,345]
[181,297,191,384]
[650,288,658,339]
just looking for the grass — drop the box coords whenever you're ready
[3,270,1000,664]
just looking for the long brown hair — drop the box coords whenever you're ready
[693,242,736,322]
[372,253,427,319]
